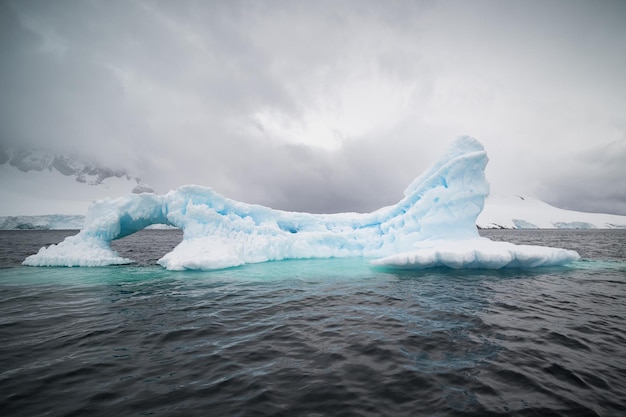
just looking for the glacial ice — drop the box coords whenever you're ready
[23,136,580,270]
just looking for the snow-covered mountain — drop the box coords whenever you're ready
[477,195,626,229]
[0,214,85,230]
[0,147,153,216]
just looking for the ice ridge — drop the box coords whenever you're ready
[23,136,580,270]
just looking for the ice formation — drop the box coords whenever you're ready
[23,136,580,270]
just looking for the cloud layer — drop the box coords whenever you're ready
[1,0,625,214]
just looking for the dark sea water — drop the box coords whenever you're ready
[1,229,625,417]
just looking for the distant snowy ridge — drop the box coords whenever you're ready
[4,196,625,230]
[478,195,626,229]
[0,215,180,230]
[0,147,152,192]
[0,215,84,230]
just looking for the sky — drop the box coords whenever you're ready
[1,0,625,215]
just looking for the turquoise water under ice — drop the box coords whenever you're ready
[1,230,625,416]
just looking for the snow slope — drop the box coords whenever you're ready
[478,195,626,229]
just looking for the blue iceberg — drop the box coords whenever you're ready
[23,136,580,270]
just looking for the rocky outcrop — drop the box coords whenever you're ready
[0,146,153,192]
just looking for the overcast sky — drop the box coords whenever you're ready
[1,0,625,214]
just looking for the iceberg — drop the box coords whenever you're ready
[23,136,580,270]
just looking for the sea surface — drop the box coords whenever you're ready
[0,229,625,417]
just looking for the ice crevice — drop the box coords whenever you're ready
[23,136,580,270]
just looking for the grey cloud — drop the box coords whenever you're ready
[1,0,625,215]
[538,138,626,215]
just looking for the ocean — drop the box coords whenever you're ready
[0,229,625,416]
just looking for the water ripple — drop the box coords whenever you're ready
[1,230,626,416]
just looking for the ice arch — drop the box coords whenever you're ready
[23,136,580,270]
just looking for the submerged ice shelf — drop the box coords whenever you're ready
[23,136,580,270]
